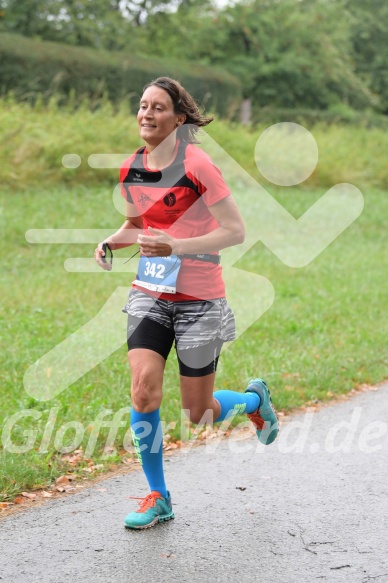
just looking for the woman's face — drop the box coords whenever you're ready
[137,85,182,148]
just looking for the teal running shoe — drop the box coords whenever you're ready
[124,491,174,530]
[245,378,279,445]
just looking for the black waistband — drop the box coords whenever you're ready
[178,253,221,265]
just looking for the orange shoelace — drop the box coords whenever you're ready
[247,410,265,430]
[130,491,162,513]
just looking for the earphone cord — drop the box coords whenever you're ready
[160,255,179,277]
[124,249,140,264]
[124,249,179,276]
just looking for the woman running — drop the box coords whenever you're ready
[94,77,278,529]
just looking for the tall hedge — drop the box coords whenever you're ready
[0,33,242,118]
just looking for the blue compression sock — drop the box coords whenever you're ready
[213,390,260,422]
[130,407,167,498]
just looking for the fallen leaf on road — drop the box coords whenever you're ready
[21,492,37,500]
[56,475,70,486]
[62,451,84,465]
[56,486,75,493]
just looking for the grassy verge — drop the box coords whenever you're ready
[1,180,387,501]
[1,95,388,191]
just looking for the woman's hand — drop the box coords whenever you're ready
[94,242,112,271]
[137,228,180,257]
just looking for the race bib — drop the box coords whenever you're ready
[134,255,182,294]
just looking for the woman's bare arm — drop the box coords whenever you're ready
[137,195,245,257]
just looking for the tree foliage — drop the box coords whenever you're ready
[344,0,388,113]
[0,0,135,49]
[0,0,387,113]
[219,0,376,110]
[140,0,377,110]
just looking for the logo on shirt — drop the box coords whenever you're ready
[138,194,152,208]
[163,192,176,207]
[132,171,143,182]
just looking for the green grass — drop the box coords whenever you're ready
[1,178,387,501]
[1,95,387,499]
[1,95,388,191]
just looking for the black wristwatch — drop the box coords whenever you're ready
[101,242,113,265]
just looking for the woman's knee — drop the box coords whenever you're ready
[128,351,164,412]
[131,384,160,412]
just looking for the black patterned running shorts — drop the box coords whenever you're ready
[122,289,236,377]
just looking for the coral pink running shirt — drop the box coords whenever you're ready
[120,140,231,301]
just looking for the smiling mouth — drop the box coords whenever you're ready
[141,124,157,128]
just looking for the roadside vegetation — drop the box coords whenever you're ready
[1,96,388,191]
[1,96,387,503]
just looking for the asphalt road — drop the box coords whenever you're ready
[1,383,388,583]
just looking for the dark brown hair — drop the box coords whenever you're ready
[142,76,214,143]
